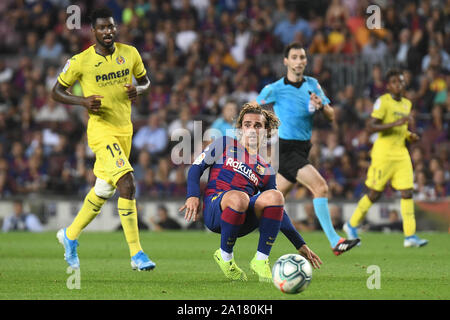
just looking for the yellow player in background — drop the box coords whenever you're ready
[344,69,428,248]
[52,7,155,270]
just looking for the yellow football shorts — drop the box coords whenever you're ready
[88,134,134,187]
[365,156,414,192]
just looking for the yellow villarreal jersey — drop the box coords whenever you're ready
[370,93,412,160]
[57,43,147,137]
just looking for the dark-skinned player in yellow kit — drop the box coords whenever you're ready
[344,69,428,248]
[52,7,155,270]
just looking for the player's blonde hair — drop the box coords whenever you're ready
[235,102,280,139]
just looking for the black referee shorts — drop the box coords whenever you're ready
[278,138,312,183]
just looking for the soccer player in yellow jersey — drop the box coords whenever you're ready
[52,7,155,270]
[344,69,428,248]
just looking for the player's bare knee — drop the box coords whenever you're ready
[368,190,381,202]
[260,189,284,207]
[116,172,136,200]
[401,189,413,199]
[313,181,329,198]
[222,191,249,212]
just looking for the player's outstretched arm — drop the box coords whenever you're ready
[52,82,103,112]
[279,210,321,269]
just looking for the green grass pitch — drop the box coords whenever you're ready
[0,230,449,300]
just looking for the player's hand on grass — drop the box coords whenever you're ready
[298,244,322,269]
[179,197,200,222]
[124,84,137,103]
[83,95,103,112]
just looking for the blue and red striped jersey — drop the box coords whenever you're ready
[187,136,276,198]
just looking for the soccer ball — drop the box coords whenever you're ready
[272,254,312,294]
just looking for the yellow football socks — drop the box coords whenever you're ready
[400,198,416,237]
[66,188,106,240]
[349,195,373,228]
[118,197,143,257]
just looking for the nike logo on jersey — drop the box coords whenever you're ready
[94,61,103,67]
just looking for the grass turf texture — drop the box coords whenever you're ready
[0,231,448,300]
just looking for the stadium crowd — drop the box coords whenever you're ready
[0,0,448,201]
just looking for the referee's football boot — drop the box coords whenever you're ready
[332,237,360,256]
[213,249,248,281]
[131,250,156,271]
[57,228,80,269]
[404,235,428,248]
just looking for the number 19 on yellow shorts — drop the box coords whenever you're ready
[89,135,134,187]
[365,157,414,192]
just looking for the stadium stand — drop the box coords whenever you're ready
[0,0,448,203]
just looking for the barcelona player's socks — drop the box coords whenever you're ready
[220,207,246,257]
[118,197,143,257]
[313,197,341,247]
[66,188,106,240]
[257,206,283,258]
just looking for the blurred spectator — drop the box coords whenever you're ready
[22,32,40,57]
[133,150,152,183]
[327,16,347,54]
[0,158,14,196]
[271,0,288,26]
[0,0,447,202]
[210,100,238,138]
[430,169,450,199]
[0,61,13,84]
[310,55,332,95]
[37,31,64,62]
[149,204,181,231]
[364,64,386,100]
[168,106,195,137]
[421,43,450,73]
[35,98,69,123]
[133,114,168,156]
[362,32,388,65]
[321,132,345,162]
[175,17,198,54]
[325,0,349,28]
[2,200,43,232]
[365,209,403,232]
[329,204,344,230]
[230,15,251,64]
[414,170,435,200]
[136,168,159,198]
[309,31,329,54]
[274,10,312,46]
[294,202,320,231]
[396,29,411,67]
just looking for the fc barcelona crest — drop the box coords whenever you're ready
[256,164,265,175]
